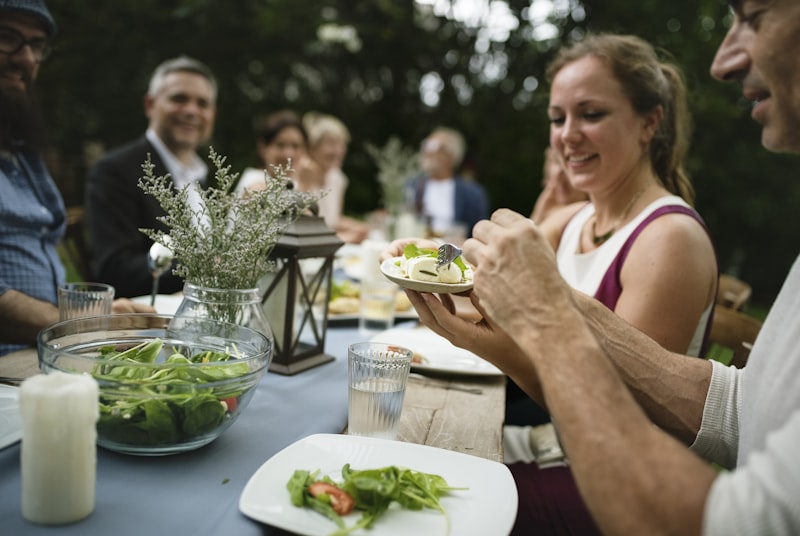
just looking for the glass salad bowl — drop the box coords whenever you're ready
[38,314,272,456]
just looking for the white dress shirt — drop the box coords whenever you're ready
[422,177,455,235]
[145,128,208,229]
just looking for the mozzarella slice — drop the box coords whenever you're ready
[406,256,440,282]
[405,256,463,283]
[436,262,462,283]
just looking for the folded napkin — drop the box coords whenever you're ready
[503,423,568,468]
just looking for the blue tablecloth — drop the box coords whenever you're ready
[0,327,369,535]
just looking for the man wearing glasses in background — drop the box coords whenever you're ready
[0,0,149,358]
[406,127,489,240]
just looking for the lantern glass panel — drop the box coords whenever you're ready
[294,258,327,356]
[259,261,289,355]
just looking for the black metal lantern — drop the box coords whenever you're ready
[261,215,343,375]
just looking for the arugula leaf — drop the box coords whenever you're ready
[181,392,226,436]
[287,469,315,507]
[141,399,179,443]
[99,339,163,363]
[403,244,437,259]
[286,469,346,528]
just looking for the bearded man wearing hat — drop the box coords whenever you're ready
[0,0,150,358]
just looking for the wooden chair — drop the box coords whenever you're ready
[61,206,94,281]
[716,274,752,311]
[707,304,762,368]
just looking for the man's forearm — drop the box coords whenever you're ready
[512,294,715,535]
[575,291,712,444]
[0,290,59,346]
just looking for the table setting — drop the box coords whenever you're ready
[0,249,512,535]
[0,317,512,535]
[0,329,350,535]
[0,153,512,534]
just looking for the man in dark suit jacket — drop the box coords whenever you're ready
[86,56,217,298]
[405,127,489,239]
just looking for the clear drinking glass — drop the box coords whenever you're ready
[57,283,115,321]
[358,280,397,337]
[347,341,412,440]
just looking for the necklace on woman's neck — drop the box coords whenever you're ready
[591,186,648,246]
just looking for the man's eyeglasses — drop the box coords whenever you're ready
[0,28,52,62]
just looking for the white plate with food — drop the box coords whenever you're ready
[335,243,363,260]
[239,433,517,536]
[339,254,365,281]
[328,282,418,322]
[380,257,474,294]
[371,326,503,376]
[328,309,419,323]
[0,384,22,450]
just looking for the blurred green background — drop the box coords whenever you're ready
[40,0,799,310]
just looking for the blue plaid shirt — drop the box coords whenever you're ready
[0,147,66,356]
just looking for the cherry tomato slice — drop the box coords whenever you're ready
[221,397,237,412]
[308,482,355,515]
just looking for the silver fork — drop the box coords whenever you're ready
[436,243,462,270]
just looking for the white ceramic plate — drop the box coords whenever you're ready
[328,284,418,322]
[239,433,517,536]
[0,384,22,450]
[130,294,183,316]
[371,326,503,376]
[342,257,365,281]
[334,243,364,280]
[380,257,474,294]
[328,310,419,323]
[335,243,362,259]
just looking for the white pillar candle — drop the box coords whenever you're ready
[19,371,99,525]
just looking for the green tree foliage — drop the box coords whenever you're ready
[39,0,799,306]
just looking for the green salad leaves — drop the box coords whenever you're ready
[92,339,249,447]
[287,464,466,536]
[401,244,468,273]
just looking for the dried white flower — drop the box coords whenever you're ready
[365,137,419,216]
[139,148,322,289]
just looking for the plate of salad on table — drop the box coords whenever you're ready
[239,433,517,536]
[327,279,418,323]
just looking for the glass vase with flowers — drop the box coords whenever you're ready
[138,148,322,348]
[365,137,420,240]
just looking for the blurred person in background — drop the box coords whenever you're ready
[405,127,489,240]
[304,111,369,243]
[236,109,323,195]
[0,0,150,357]
[85,56,217,298]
